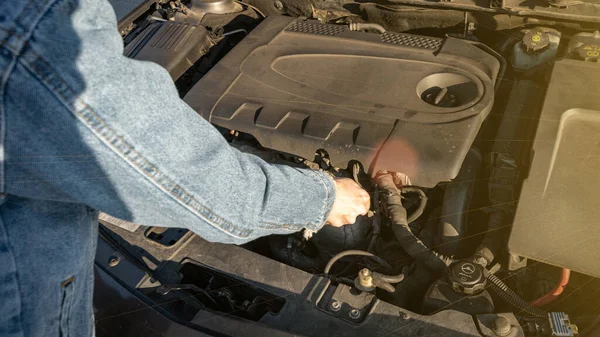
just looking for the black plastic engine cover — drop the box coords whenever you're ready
[184,16,500,187]
[125,21,212,80]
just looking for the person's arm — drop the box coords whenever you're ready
[3,0,368,244]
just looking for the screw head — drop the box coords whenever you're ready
[493,316,512,336]
[349,309,361,320]
[361,268,371,276]
[330,301,341,312]
[273,0,284,10]
[108,255,120,267]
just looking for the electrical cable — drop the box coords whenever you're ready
[485,270,547,318]
[376,173,452,274]
[531,268,571,307]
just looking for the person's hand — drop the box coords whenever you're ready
[326,178,370,227]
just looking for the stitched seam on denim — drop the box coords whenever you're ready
[15,0,61,41]
[255,223,300,231]
[0,212,25,337]
[0,60,8,194]
[2,0,61,56]
[59,280,74,337]
[0,0,67,195]
[1,0,33,43]
[308,170,331,228]
[0,35,20,55]
[19,52,251,238]
[0,49,19,196]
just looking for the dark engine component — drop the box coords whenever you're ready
[435,148,482,257]
[184,16,501,187]
[376,173,452,273]
[447,260,487,295]
[423,261,493,315]
[125,21,213,80]
[176,263,286,321]
[508,57,600,278]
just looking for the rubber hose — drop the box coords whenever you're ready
[485,270,546,317]
[373,278,396,293]
[372,270,405,284]
[324,249,391,275]
[436,148,481,257]
[348,23,386,33]
[530,268,570,307]
[402,187,427,224]
[376,173,452,274]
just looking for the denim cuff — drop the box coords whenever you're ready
[302,170,336,232]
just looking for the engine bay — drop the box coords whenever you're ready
[97,0,600,336]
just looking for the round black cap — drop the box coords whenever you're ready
[448,260,486,295]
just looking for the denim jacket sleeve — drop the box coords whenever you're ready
[0,0,336,244]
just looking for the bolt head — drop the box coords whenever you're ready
[108,255,120,267]
[361,268,371,276]
[330,301,341,312]
[493,316,512,336]
[349,309,361,319]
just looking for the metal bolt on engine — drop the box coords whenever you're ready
[356,268,376,293]
[108,255,120,267]
[492,316,512,336]
[330,301,341,312]
[349,309,361,319]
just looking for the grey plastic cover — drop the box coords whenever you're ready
[509,59,600,278]
[184,16,500,187]
[125,21,212,80]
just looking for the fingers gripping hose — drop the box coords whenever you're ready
[376,173,452,274]
[484,270,547,318]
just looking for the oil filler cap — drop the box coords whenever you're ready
[522,28,550,53]
[448,260,486,295]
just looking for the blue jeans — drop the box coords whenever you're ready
[0,0,335,335]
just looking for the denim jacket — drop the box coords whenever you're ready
[0,0,335,335]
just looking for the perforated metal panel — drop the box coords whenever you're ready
[381,32,442,50]
[286,20,346,36]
